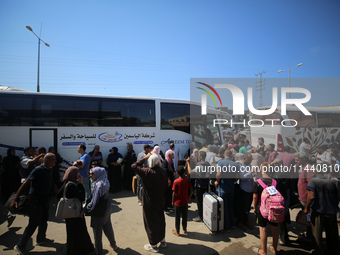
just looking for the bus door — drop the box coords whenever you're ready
[30,128,58,152]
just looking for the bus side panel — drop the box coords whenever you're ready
[57,126,159,166]
[0,127,191,180]
[0,127,30,158]
[158,130,191,160]
[251,126,340,154]
[280,127,340,154]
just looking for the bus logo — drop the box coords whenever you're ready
[98,131,123,143]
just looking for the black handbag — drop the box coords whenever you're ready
[85,193,109,217]
[5,192,38,216]
[296,210,310,226]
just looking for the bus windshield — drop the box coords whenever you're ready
[286,111,316,127]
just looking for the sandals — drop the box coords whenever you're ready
[268,245,276,254]
[252,246,276,254]
[172,229,180,236]
[144,244,159,253]
[252,247,262,254]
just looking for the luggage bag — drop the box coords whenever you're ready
[203,188,224,233]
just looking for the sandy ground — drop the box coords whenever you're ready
[1,190,338,255]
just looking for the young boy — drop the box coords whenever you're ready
[172,166,193,236]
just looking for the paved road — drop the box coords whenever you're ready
[0,190,336,254]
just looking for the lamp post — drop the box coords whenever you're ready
[26,26,50,92]
[278,63,303,99]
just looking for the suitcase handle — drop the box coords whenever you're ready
[208,179,221,197]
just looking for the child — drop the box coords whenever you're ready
[172,166,193,236]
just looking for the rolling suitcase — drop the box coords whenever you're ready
[203,186,224,233]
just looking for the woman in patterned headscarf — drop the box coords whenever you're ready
[57,166,94,255]
[151,146,163,161]
[83,167,118,254]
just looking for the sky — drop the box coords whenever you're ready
[0,0,339,108]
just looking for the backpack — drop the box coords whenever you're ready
[257,179,285,223]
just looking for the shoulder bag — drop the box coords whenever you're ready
[55,182,82,219]
[5,192,38,217]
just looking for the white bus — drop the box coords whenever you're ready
[250,106,340,153]
[0,90,228,176]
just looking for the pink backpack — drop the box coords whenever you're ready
[257,179,285,223]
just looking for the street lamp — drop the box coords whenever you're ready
[26,26,50,92]
[278,63,303,99]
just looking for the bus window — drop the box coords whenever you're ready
[102,99,155,127]
[161,103,190,133]
[35,96,100,126]
[206,114,221,144]
[287,111,316,127]
[0,95,33,126]
[318,113,340,127]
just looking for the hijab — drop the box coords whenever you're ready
[148,154,162,168]
[7,148,14,157]
[127,143,133,151]
[91,167,110,197]
[3,148,20,166]
[63,166,79,183]
[151,146,163,161]
[108,147,122,162]
[191,148,198,162]
[165,150,174,172]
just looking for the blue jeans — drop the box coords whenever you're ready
[221,192,234,228]
[82,176,91,201]
[136,175,143,201]
[91,210,116,255]
[18,200,49,248]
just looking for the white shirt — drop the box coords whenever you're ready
[172,145,181,171]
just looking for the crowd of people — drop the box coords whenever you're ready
[188,134,340,255]
[0,135,339,255]
[0,144,119,255]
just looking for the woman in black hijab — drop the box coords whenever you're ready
[57,166,94,255]
[1,148,21,201]
[106,147,123,193]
